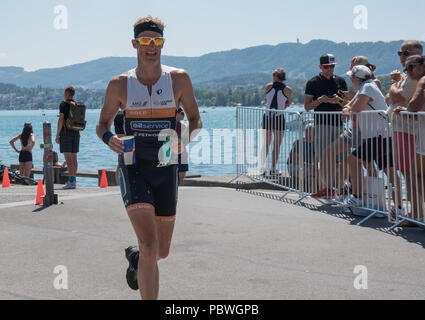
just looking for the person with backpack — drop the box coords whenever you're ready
[55,86,86,189]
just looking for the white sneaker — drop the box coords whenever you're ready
[341,195,361,208]
[390,206,406,216]
[62,181,76,190]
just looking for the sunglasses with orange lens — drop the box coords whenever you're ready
[136,37,165,46]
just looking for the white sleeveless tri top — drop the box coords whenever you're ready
[122,65,178,161]
[265,82,287,111]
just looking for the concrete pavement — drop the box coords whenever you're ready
[0,186,425,300]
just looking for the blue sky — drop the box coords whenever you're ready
[0,0,424,71]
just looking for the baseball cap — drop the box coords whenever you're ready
[350,56,376,72]
[346,65,373,79]
[320,54,337,66]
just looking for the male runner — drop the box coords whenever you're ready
[96,16,202,300]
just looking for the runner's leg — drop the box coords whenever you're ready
[156,218,176,298]
[127,206,159,300]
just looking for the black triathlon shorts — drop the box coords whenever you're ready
[19,150,32,163]
[118,157,178,221]
[262,114,286,131]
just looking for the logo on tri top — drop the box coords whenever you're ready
[131,101,148,107]
[156,89,163,95]
[153,99,173,106]
[130,120,171,132]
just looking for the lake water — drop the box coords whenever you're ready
[0,106,304,186]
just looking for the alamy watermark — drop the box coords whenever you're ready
[53,5,68,30]
[159,128,266,171]
[353,5,368,30]
[53,265,69,290]
[353,265,368,290]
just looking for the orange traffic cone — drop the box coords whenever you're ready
[2,167,11,188]
[99,169,108,189]
[35,179,45,205]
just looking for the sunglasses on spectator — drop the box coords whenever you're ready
[322,65,336,70]
[135,37,165,46]
[404,62,423,72]
[397,50,417,57]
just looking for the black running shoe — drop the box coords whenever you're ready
[125,246,139,291]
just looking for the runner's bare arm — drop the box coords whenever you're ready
[96,76,126,154]
[408,77,425,112]
[172,70,202,143]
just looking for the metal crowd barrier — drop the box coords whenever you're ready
[387,111,425,230]
[234,107,307,202]
[235,107,425,230]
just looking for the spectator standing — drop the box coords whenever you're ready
[55,86,81,190]
[261,68,292,176]
[9,123,35,178]
[395,55,425,224]
[387,41,423,220]
[304,54,347,198]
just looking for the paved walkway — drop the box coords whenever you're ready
[0,185,424,300]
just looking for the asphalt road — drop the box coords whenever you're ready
[1,186,424,300]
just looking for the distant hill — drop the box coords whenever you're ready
[196,72,308,90]
[0,40,419,90]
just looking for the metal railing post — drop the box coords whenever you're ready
[43,122,57,206]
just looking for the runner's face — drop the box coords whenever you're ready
[132,31,164,63]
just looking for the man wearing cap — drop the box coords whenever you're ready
[96,16,202,300]
[304,54,348,198]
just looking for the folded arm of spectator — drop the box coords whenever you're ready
[408,77,425,112]
[387,83,407,105]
